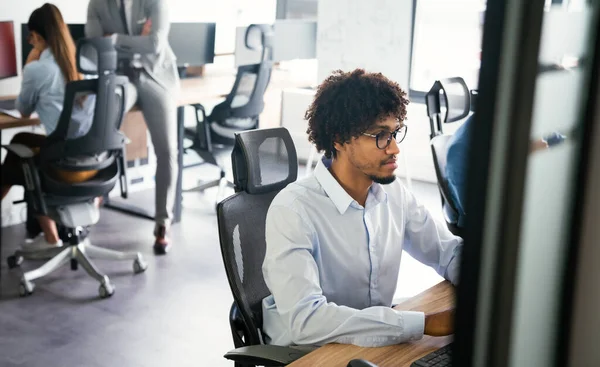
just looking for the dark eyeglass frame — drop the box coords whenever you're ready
[361,125,408,150]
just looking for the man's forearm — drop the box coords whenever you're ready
[424,309,455,336]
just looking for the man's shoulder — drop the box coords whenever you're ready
[270,175,322,210]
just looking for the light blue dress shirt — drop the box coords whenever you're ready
[16,49,95,138]
[261,157,463,348]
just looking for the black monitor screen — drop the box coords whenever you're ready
[21,23,85,67]
[168,23,216,67]
[0,21,18,80]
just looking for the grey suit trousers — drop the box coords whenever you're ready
[129,71,178,227]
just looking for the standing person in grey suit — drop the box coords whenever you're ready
[86,0,180,255]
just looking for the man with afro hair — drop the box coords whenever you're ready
[261,69,462,348]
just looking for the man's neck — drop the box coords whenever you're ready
[329,158,372,207]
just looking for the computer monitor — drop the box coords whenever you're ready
[235,20,317,66]
[0,21,18,80]
[272,19,317,62]
[168,22,216,67]
[21,23,85,68]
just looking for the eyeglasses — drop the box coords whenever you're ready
[361,125,408,150]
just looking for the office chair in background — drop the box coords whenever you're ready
[5,38,147,298]
[184,24,274,206]
[425,77,474,237]
[216,127,316,366]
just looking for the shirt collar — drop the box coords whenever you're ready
[40,48,53,61]
[314,156,388,214]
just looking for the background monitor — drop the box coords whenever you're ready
[168,22,216,67]
[0,21,18,80]
[235,20,317,66]
[272,19,317,62]
[21,23,86,67]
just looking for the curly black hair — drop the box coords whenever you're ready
[305,69,409,159]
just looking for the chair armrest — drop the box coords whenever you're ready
[2,143,36,158]
[224,345,309,366]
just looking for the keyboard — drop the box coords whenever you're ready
[411,343,452,367]
[0,99,16,110]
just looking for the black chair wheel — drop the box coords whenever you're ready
[7,255,23,269]
[19,278,34,297]
[70,259,78,271]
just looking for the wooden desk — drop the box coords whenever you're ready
[0,114,38,130]
[0,96,39,130]
[288,281,455,367]
[0,76,233,129]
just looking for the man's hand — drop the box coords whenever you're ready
[424,309,455,336]
[25,48,42,65]
[141,19,152,36]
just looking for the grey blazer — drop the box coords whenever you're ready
[86,0,179,91]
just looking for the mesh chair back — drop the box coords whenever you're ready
[217,127,298,345]
[210,25,273,125]
[41,37,128,170]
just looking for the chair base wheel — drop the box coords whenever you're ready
[70,259,78,271]
[133,257,148,274]
[19,278,34,297]
[7,255,23,269]
[99,281,115,298]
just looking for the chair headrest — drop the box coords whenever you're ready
[426,77,471,123]
[76,37,117,75]
[245,24,274,51]
[231,127,298,195]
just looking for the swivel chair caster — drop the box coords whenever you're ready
[133,256,148,274]
[19,277,35,297]
[7,255,23,269]
[99,277,115,298]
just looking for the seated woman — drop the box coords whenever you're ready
[1,3,102,251]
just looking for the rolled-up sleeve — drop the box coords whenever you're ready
[15,63,44,117]
[401,186,463,285]
[262,204,426,347]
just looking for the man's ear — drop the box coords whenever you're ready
[333,140,345,156]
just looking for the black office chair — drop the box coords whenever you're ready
[216,127,315,366]
[425,77,475,237]
[4,37,147,298]
[184,24,274,206]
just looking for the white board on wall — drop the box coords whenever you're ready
[316,0,414,88]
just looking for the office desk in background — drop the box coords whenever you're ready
[0,77,233,224]
[288,281,455,367]
[1,70,313,224]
